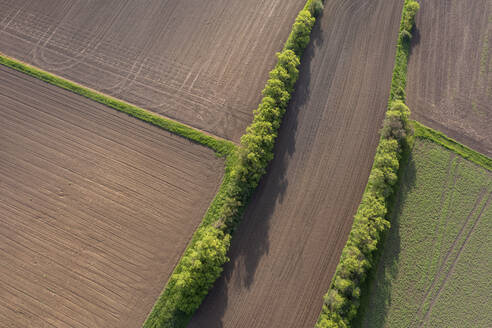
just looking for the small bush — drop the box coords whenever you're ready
[284,10,316,57]
[309,0,324,17]
[167,226,230,314]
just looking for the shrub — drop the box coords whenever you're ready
[168,226,230,314]
[309,0,324,17]
[400,0,420,35]
[381,101,412,141]
[284,10,316,57]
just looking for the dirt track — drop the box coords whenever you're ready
[189,1,403,327]
[0,66,223,327]
[0,0,303,142]
[406,0,492,156]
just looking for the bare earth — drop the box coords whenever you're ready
[0,0,304,142]
[189,1,403,327]
[0,66,223,327]
[407,0,492,156]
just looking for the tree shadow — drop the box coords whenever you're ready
[409,24,421,57]
[229,6,326,291]
[352,147,417,328]
[187,16,325,328]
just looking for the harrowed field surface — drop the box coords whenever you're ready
[0,65,223,327]
[406,0,492,156]
[0,0,304,142]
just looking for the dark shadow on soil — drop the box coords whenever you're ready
[187,17,325,328]
[352,146,417,328]
[409,25,421,57]
[232,14,326,290]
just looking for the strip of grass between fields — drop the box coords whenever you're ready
[316,1,420,327]
[412,120,492,171]
[0,53,234,157]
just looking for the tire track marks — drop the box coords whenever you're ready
[0,0,305,141]
[410,188,491,327]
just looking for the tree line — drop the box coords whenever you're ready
[144,1,323,327]
[316,1,419,327]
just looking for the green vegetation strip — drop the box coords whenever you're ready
[0,53,234,157]
[316,1,420,327]
[143,1,323,327]
[413,121,492,171]
[354,139,492,328]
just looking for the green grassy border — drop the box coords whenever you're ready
[412,120,492,171]
[0,53,235,157]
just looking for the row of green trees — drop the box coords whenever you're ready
[143,1,322,327]
[315,1,419,327]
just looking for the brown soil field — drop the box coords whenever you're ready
[406,0,492,156]
[0,65,223,327]
[0,0,304,142]
[189,1,403,327]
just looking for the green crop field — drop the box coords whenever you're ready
[355,138,492,328]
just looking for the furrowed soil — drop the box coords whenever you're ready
[406,0,492,156]
[0,65,223,327]
[355,139,492,328]
[188,1,403,327]
[0,0,304,142]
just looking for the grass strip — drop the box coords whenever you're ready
[412,120,492,171]
[0,53,234,157]
[316,1,420,327]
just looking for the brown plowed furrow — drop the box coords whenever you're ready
[188,0,403,327]
[407,0,492,156]
[0,65,224,327]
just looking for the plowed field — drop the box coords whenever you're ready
[0,65,223,327]
[189,1,403,327]
[406,0,492,156]
[0,0,304,142]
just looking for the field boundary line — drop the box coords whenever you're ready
[0,53,236,157]
[413,120,492,171]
